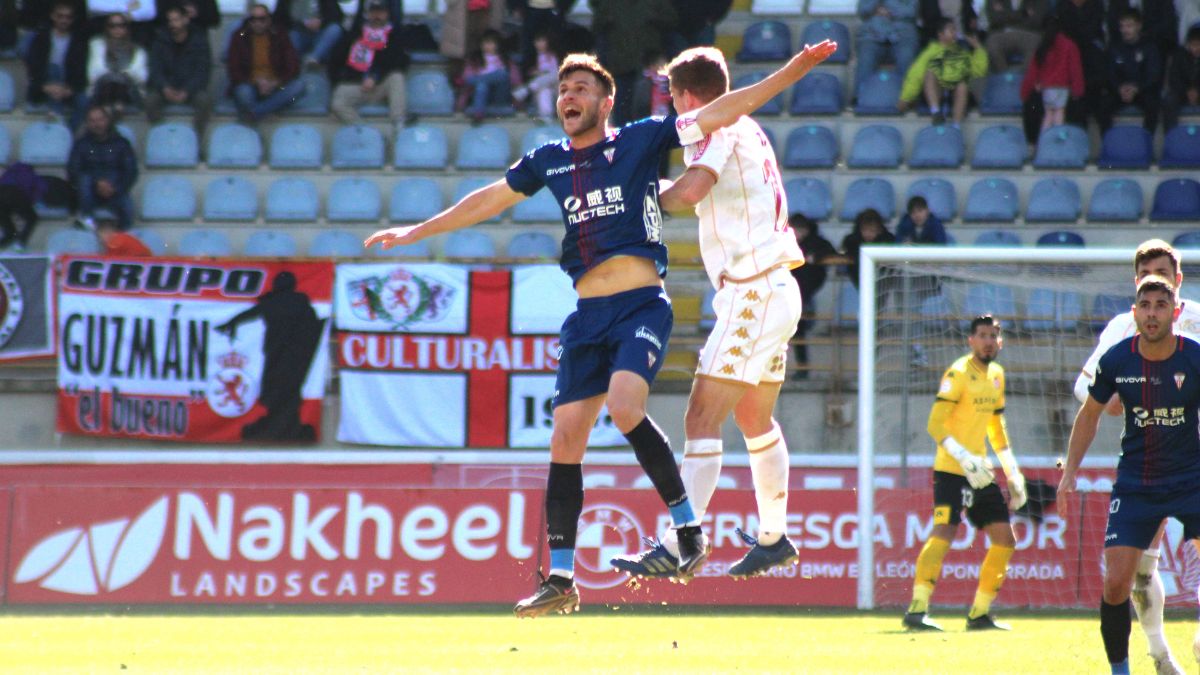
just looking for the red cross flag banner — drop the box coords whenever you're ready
[334,263,624,448]
[0,254,54,362]
[55,256,333,443]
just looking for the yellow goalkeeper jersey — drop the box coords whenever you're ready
[930,354,1009,475]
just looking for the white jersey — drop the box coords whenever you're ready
[1073,298,1200,403]
[676,111,804,290]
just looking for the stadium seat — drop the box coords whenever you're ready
[1091,294,1133,332]
[265,178,319,221]
[1087,178,1143,222]
[407,71,455,115]
[963,284,1016,326]
[370,238,432,258]
[1172,231,1200,249]
[732,72,784,114]
[783,125,839,168]
[839,177,895,220]
[979,72,1022,114]
[520,125,565,154]
[1160,124,1200,168]
[1025,177,1081,222]
[751,0,805,12]
[512,187,561,222]
[909,125,964,168]
[847,124,902,168]
[801,20,851,62]
[455,177,505,223]
[202,176,257,221]
[19,122,72,166]
[269,123,323,168]
[701,285,718,330]
[394,125,449,169]
[854,71,901,115]
[46,229,102,255]
[737,21,791,61]
[906,178,957,220]
[140,176,196,221]
[309,230,364,257]
[1151,179,1200,221]
[178,229,234,257]
[1097,126,1153,169]
[0,70,13,112]
[917,294,953,332]
[1036,230,1085,247]
[963,178,1018,222]
[1033,124,1089,169]
[444,230,497,258]
[971,125,1025,169]
[145,122,199,168]
[784,177,833,221]
[331,124,385,169]
[288,72,330,115]
[129,228,167,256]
[456,124,511,169]
[390,177,444,222]
[207,123,261,168]
[833,281,858,329]
[244,230,298,257]
[789,72,843,115]
[973,229,1021,247]
[1024,289,1083,331]
[506,232,559,259]
[0,125,9,164]
[328,178,382,221]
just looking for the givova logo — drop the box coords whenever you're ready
[14,497,168,595]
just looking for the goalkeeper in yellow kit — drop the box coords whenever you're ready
[902,315,1028,632]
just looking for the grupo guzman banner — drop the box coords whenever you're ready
[334,263,624,448]
[55,257,332,443]
[0,254,54,362]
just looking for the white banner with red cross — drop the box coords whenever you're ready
[334,263,624,448]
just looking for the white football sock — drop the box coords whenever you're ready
[681,438,723,520]
[1134,550,1169,657]
[746,421,788,547]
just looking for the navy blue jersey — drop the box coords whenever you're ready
[505,116,681,284]
[1089,335,1200,491]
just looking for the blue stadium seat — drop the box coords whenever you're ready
[370,238,432,258]
[1172,231,1200,249]
[1036,230,1085,247]
[244,230,298,257]
[19,122,72,166]
[971,125,1025,169]
[0,70,14,112]
[1097,126,1153,169]
[1026,177,1081,222]
[0,125,9,164]
[973,229,1021,246]
[839,177,895,220]
[203,176,257,221]
[963,284,1016,326]
[1024,289,1083,331]
[456,124,511,169]
[145,122,198,168]
[737,21,791,61]
[309,230,364,257]
[1033,124,1089,169]
[140,176,196,221]
[265,178,319,221]
[394,125,449,169]
[46,229,102,255]
[288,72,330,115]
[789,72,843,115]
[455,177,506,223]
[178,230,234,257]
[129,228,167,256]
[513,187,561,222]
[909,125,964,168]
[732,72,784,114]
[906,178,957,220]
[701,285,718,330]
[407,71,455,115]
[390,177,444,222]
[751,0,805,12]
[1151,179,1200,221]
[269,123,322,168]
[784,177,833,221]
[854,71,901,115]
[917,294,953,332]
[963,178,1018,222]
[331,124,385,169]
[979,72,1022,114]
[801,20,851,63]
[444,230,497,258]
[207,123,261,168]
[115,123,137,147]
[1161,124,1200,168]
[1087,178,1143,222]
[520,125,564,153]
[847,124,902,168]
[833,282,858,329]
[783,125,838,168]
[506,232,559,259]
[328,178,381,221]
[1091,294,1133,332]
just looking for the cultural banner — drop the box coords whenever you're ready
[55,257,332,442]
[0,254,54,362]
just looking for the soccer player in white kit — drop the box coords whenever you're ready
[611,46,806,579]
[1073,240,1200,674]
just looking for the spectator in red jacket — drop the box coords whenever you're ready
[226,3,306,123]
[1020,16,1085,137]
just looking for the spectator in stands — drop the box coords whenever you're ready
[0,163,46,254]
[16,1,85,31]
[86,0,158,45]
[440,0,508,77]
[1165,26,1200,131]
[227,4,306,123]
[1181,4,1200,48]
[1050,0,1106,129]
[895,196,948,244]
[1098,9,1162,133]
[68,104,138,231]
[631,52,672,119]
[175,0,221,30]
[1019,16,1084,138]
[513,30,560,121]
[0,0,17,53]
[591,0,678,126]
[24,1,90,132]
[842,208,895,290]
[514,0,562,69]
[1108,0,1177,61]
[457,29,519,121]
[899,19,987,127]
[330,0,409,125]
[87,12,148,117]
[666,0,731,54]
[274,0,346,68]
[145,4,212,139]
[789,214,836,377]
[95,213,152,256]
[984,0,1047,73]
[918,0,978,47]
[855,0,919,95]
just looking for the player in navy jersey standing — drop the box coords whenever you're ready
[1059,276,1200,675]
[365,41,838,618]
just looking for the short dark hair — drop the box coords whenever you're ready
[936,18,956,35]
[1119,8,1143,23]
[558,54,615,97]
[855,208,883,229]
[1134,239,1180,276]
[664,47,729,103]
[906,195,928,213]
[1136,275,1177,303]
[1187,26,1200,43]
[970,314,1001,335]
[789,212,816,230]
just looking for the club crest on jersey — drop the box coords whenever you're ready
[693,134,712,159]
[676,116,698,133]
[1176,372,1187,389]
[603,147,615,164]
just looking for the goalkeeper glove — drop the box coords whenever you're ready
[996,448,1027,510]
[944,437,994,489]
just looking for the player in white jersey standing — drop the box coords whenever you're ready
[611,47,806,579]
[1073,239,1200,675]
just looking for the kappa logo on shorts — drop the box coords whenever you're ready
[634,326,662,349]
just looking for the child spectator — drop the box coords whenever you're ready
[895,196,948,244]
[842,208,896,290]
[632,52,672,119]
[513,31,559,121]
[458,29,518,121]
[95,213,152,256]
[1020,16,1085,134]
[899,19,988,127]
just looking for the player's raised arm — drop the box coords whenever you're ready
[659,167,716,213]
[364,179,525,250]
[1057,396,1105,520]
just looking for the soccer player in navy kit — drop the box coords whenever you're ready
[366,41,838,617]
[1059,276,1200,675]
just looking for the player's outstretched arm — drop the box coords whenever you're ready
[1057,397,1104,520]
[659,168,716,213]
[692,40,838,136]
[364,179,525,251]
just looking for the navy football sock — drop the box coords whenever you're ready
[1100,599,1131,665]
[545,462,583,572]
[624,416,695,525]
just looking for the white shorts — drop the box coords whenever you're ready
[696,267,803,385]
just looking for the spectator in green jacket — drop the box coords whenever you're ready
[899,18,987,127]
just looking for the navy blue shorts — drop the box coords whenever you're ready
[553,285,673,408]
[1105,485,1200,549]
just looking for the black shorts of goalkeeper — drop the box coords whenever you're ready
[932,470,1011,528]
